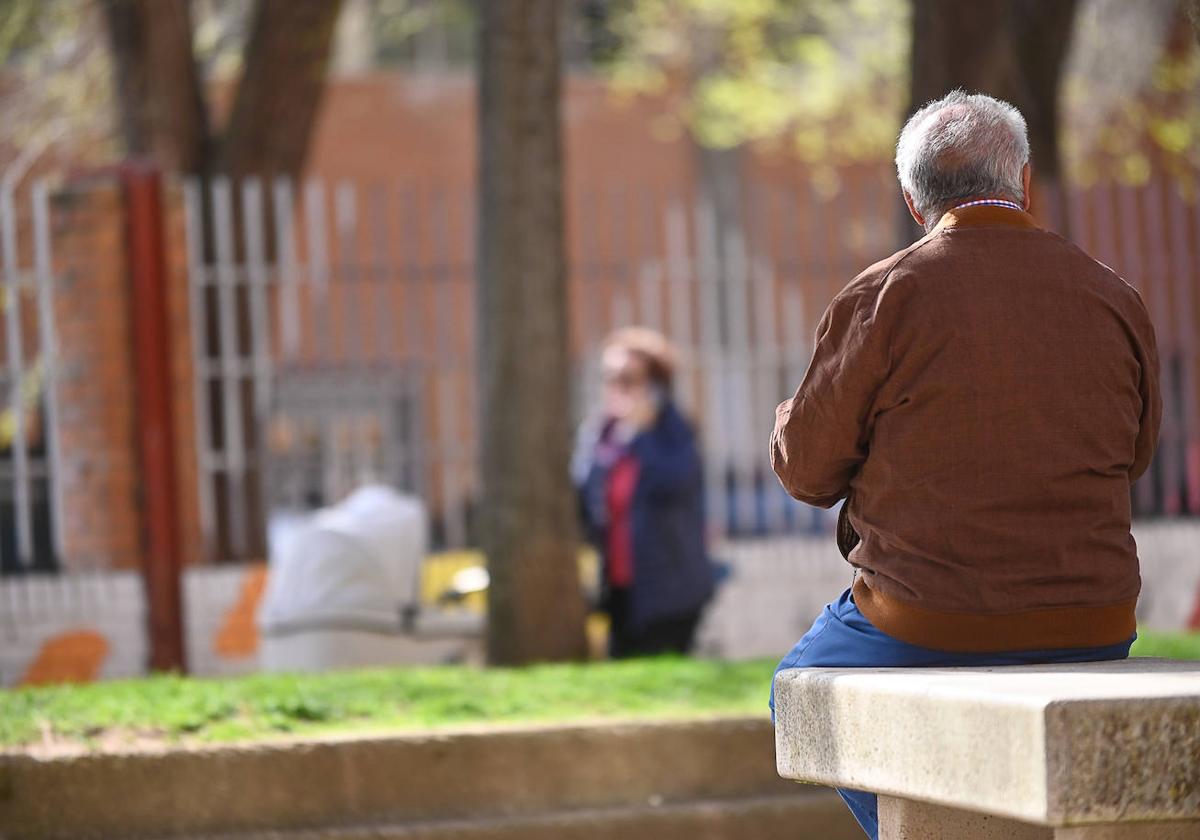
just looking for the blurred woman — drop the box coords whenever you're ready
[575,328,714,658]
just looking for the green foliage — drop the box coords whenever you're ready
[600,0,909,166]
[0,657,775,750]
[0,0,115,167]
[1065,42,1200,193]
[370,0,475,67]
[0,0,42,63]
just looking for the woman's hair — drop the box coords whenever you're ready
[603,327,678,389]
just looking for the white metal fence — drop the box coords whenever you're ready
[182,175,873,563]
[183,173,1200,565]
[0,182,61,575]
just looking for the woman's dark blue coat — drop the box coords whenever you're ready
[580,402,715,632]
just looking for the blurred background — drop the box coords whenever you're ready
[1,0,1199,686]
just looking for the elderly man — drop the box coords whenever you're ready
[768,90,1161,839]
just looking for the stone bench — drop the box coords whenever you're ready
[773,659,1200,838]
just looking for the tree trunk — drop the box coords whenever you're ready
[901,0,1078,243]
[217,0,344,180]
[477,0,588,665]
[1006,0,1078,229]
[100,0,209,173]
[102,0,342,182]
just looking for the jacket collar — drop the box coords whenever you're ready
[932,204,1041,233]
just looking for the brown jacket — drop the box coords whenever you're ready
[771,205,1162,652]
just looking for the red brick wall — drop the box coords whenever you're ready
[46,175,202,572]
[51,177,142,571]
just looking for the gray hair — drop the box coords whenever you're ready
[895,90,1030,224]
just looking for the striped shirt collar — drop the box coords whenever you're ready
[934,199,1039,233]
[950,198,1024,213]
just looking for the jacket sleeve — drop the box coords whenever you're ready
[1129,296,1162,483]
[770,286,892,508]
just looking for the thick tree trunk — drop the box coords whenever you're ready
[477,0,588,665]
[100,0,209,173]
[901,0,1078,242]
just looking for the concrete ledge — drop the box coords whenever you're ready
[774,659,1200,827]
[877,796,1200,840]
[1,716,856,839]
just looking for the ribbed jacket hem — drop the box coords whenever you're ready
[852,576,1137,653]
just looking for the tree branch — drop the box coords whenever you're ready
[216,0,345,180]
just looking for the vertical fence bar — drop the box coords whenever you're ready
[1142,179,1181,514]
[459,188,481,504]
[1066,183,1089,250]
[367,183,392,365]
[241,179,274,434]
[607,186,632,328]
[211,177,248,556]
[431,188,465,548]
[241,177,274,528]
[1170,187,1200,513]
[780,189,811,533]
[749,190,785,535]
[367,184,400,487]
[399,185,427,501]
[335,180,363,365]
[183,180,216,559]
[722,215,755,534]
[807,185,837,316]
[304,180,331,361]
[31,181,63,564]
[664,199,696,424]
[1,186,32,568]
[1114,183,1157,515]
[271,178,301,362]
[576,190,604,413]
[694,197,728,539]
[635,188,662,332]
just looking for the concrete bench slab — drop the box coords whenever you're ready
[773,658,1200,837]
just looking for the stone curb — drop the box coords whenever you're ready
[1,715,833,839]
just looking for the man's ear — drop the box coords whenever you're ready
[903,190,925,226]
[1021,163,1033,211]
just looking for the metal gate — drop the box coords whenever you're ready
[0,182,61,575]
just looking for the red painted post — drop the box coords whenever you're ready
[121,162,187,673]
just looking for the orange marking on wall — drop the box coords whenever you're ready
[214,565,268,659]
[20,630,109,686]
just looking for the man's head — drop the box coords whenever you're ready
[895,90,1032,230]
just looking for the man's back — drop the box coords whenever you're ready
[771,205,1161,652]
[770,91,1162,838]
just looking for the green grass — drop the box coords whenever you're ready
[1130,629,1200,660]
[0,656,776,750]
[5,630,1199,753]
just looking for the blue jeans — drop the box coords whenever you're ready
[770,588,1134,840]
